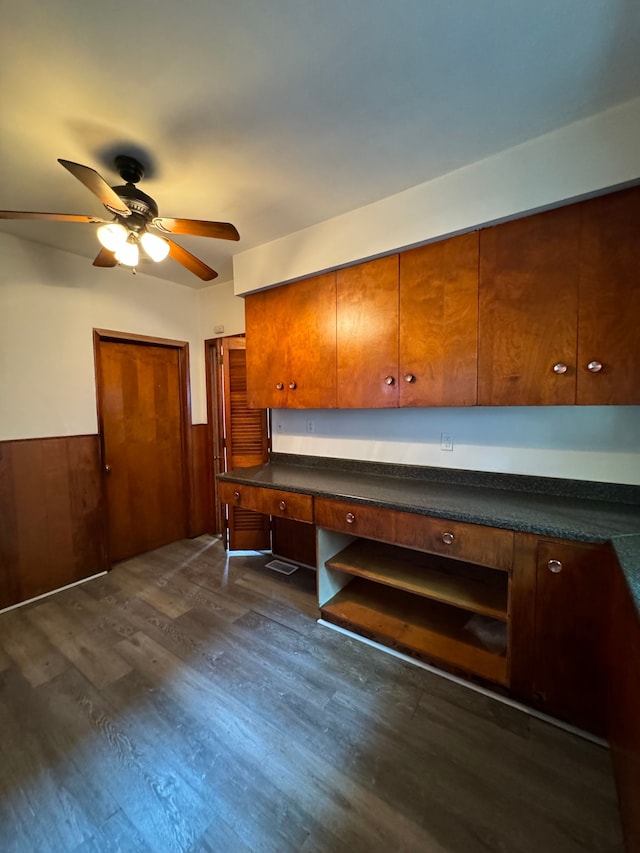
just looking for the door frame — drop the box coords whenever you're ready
[204,337,225,535]
[93,328,193,566]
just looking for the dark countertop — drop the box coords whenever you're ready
[218,454,640,609]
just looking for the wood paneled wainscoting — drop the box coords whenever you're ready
[0,435,107,610]
[0,429,214,611]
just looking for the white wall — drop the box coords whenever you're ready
[272,407,640,485]
[0,233,207,440]
[233,96,640,295]
[198,279,246,341]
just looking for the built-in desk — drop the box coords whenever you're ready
[218,454,640,852]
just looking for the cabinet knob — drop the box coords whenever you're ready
[345,512,355,524]
[442,532,455,545]
[104,463,112,473]
[403,373,416,383]
[275,382,284,390]
[587,360,603,373]
[289,381,297,390]
[548,559,563,573]
[233,490,241,502]
[384,376,395,386]
[552,363,568,375]
[279,500,287,511]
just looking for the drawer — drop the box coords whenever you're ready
[314,498,396,541]
[217,481,313,522]
[395,511,514,571]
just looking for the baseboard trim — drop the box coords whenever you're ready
[0,572,108,615]
[317,618,607,747]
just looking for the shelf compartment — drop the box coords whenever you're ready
[326,539,508,621]
[321,577,508,685]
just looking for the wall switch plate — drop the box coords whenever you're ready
[440,433,453,451]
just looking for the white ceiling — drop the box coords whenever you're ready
[1,0,639,288]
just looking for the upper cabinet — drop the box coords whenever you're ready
[479,186,640,406]
[245,185,639,410]
[336,234,479,408]
[577,187,640,405]
[337,256,399,408]
[478,205,581,406]
[400,233,478,407]
[245,271,337,409]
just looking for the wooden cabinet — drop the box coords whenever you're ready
[336,235,479,408]
[478,205,581,406]
[336,256,399,408]
[316,499,512,686]
[532,539,612,735]
[217,480,314,523]
[399,233,479,406]
[479,185,640,406]
[245,271,337,409]
[577,186,640,405]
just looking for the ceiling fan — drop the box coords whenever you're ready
[0,155,240,280]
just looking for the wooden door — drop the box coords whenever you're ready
[478,206,581,406]
[221,336,270,550]
[337,255,399,408]
[399,233,479,407]
[578,186,640,405]
[95,334,188,563]
[533,540,610,735]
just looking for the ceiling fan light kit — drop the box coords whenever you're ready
[0,155,240,281]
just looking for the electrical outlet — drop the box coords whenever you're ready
[214,324,225,334]
[276,422,283,433]
[306,419,315,434]
[440,433,453,451]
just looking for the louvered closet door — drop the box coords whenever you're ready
[222,336,270,550]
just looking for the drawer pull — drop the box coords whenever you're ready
[552,363,568,375]
[279,500,287,511]
[442,532,455,545]
[345,512,355,524]
[233,490,241,502]
[275,382,284,390]
[548,559,563,574]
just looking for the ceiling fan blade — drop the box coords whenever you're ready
[93,248,117,268]
[58,159,131,217]
[153,217,240,241]
[0,210,108,223]
[166,238,218,281]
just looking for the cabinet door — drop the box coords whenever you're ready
[246,284,292,408]
[337,256,399,408]
[399,233,478,407]
[245,272,337,409]
[578,186,640,405]
[478,206,581,406]
[283,271,337,408]
[533,541,611,735]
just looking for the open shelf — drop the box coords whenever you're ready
[321,578,508,685]
[326,539,508,621]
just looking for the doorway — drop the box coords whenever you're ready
[94,329,191,563]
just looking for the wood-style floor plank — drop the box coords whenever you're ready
[0,535,624,853]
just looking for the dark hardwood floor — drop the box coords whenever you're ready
[0,535,623,852]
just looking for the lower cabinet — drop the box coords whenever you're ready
[531,539,612,735]
[316,499,514,687]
